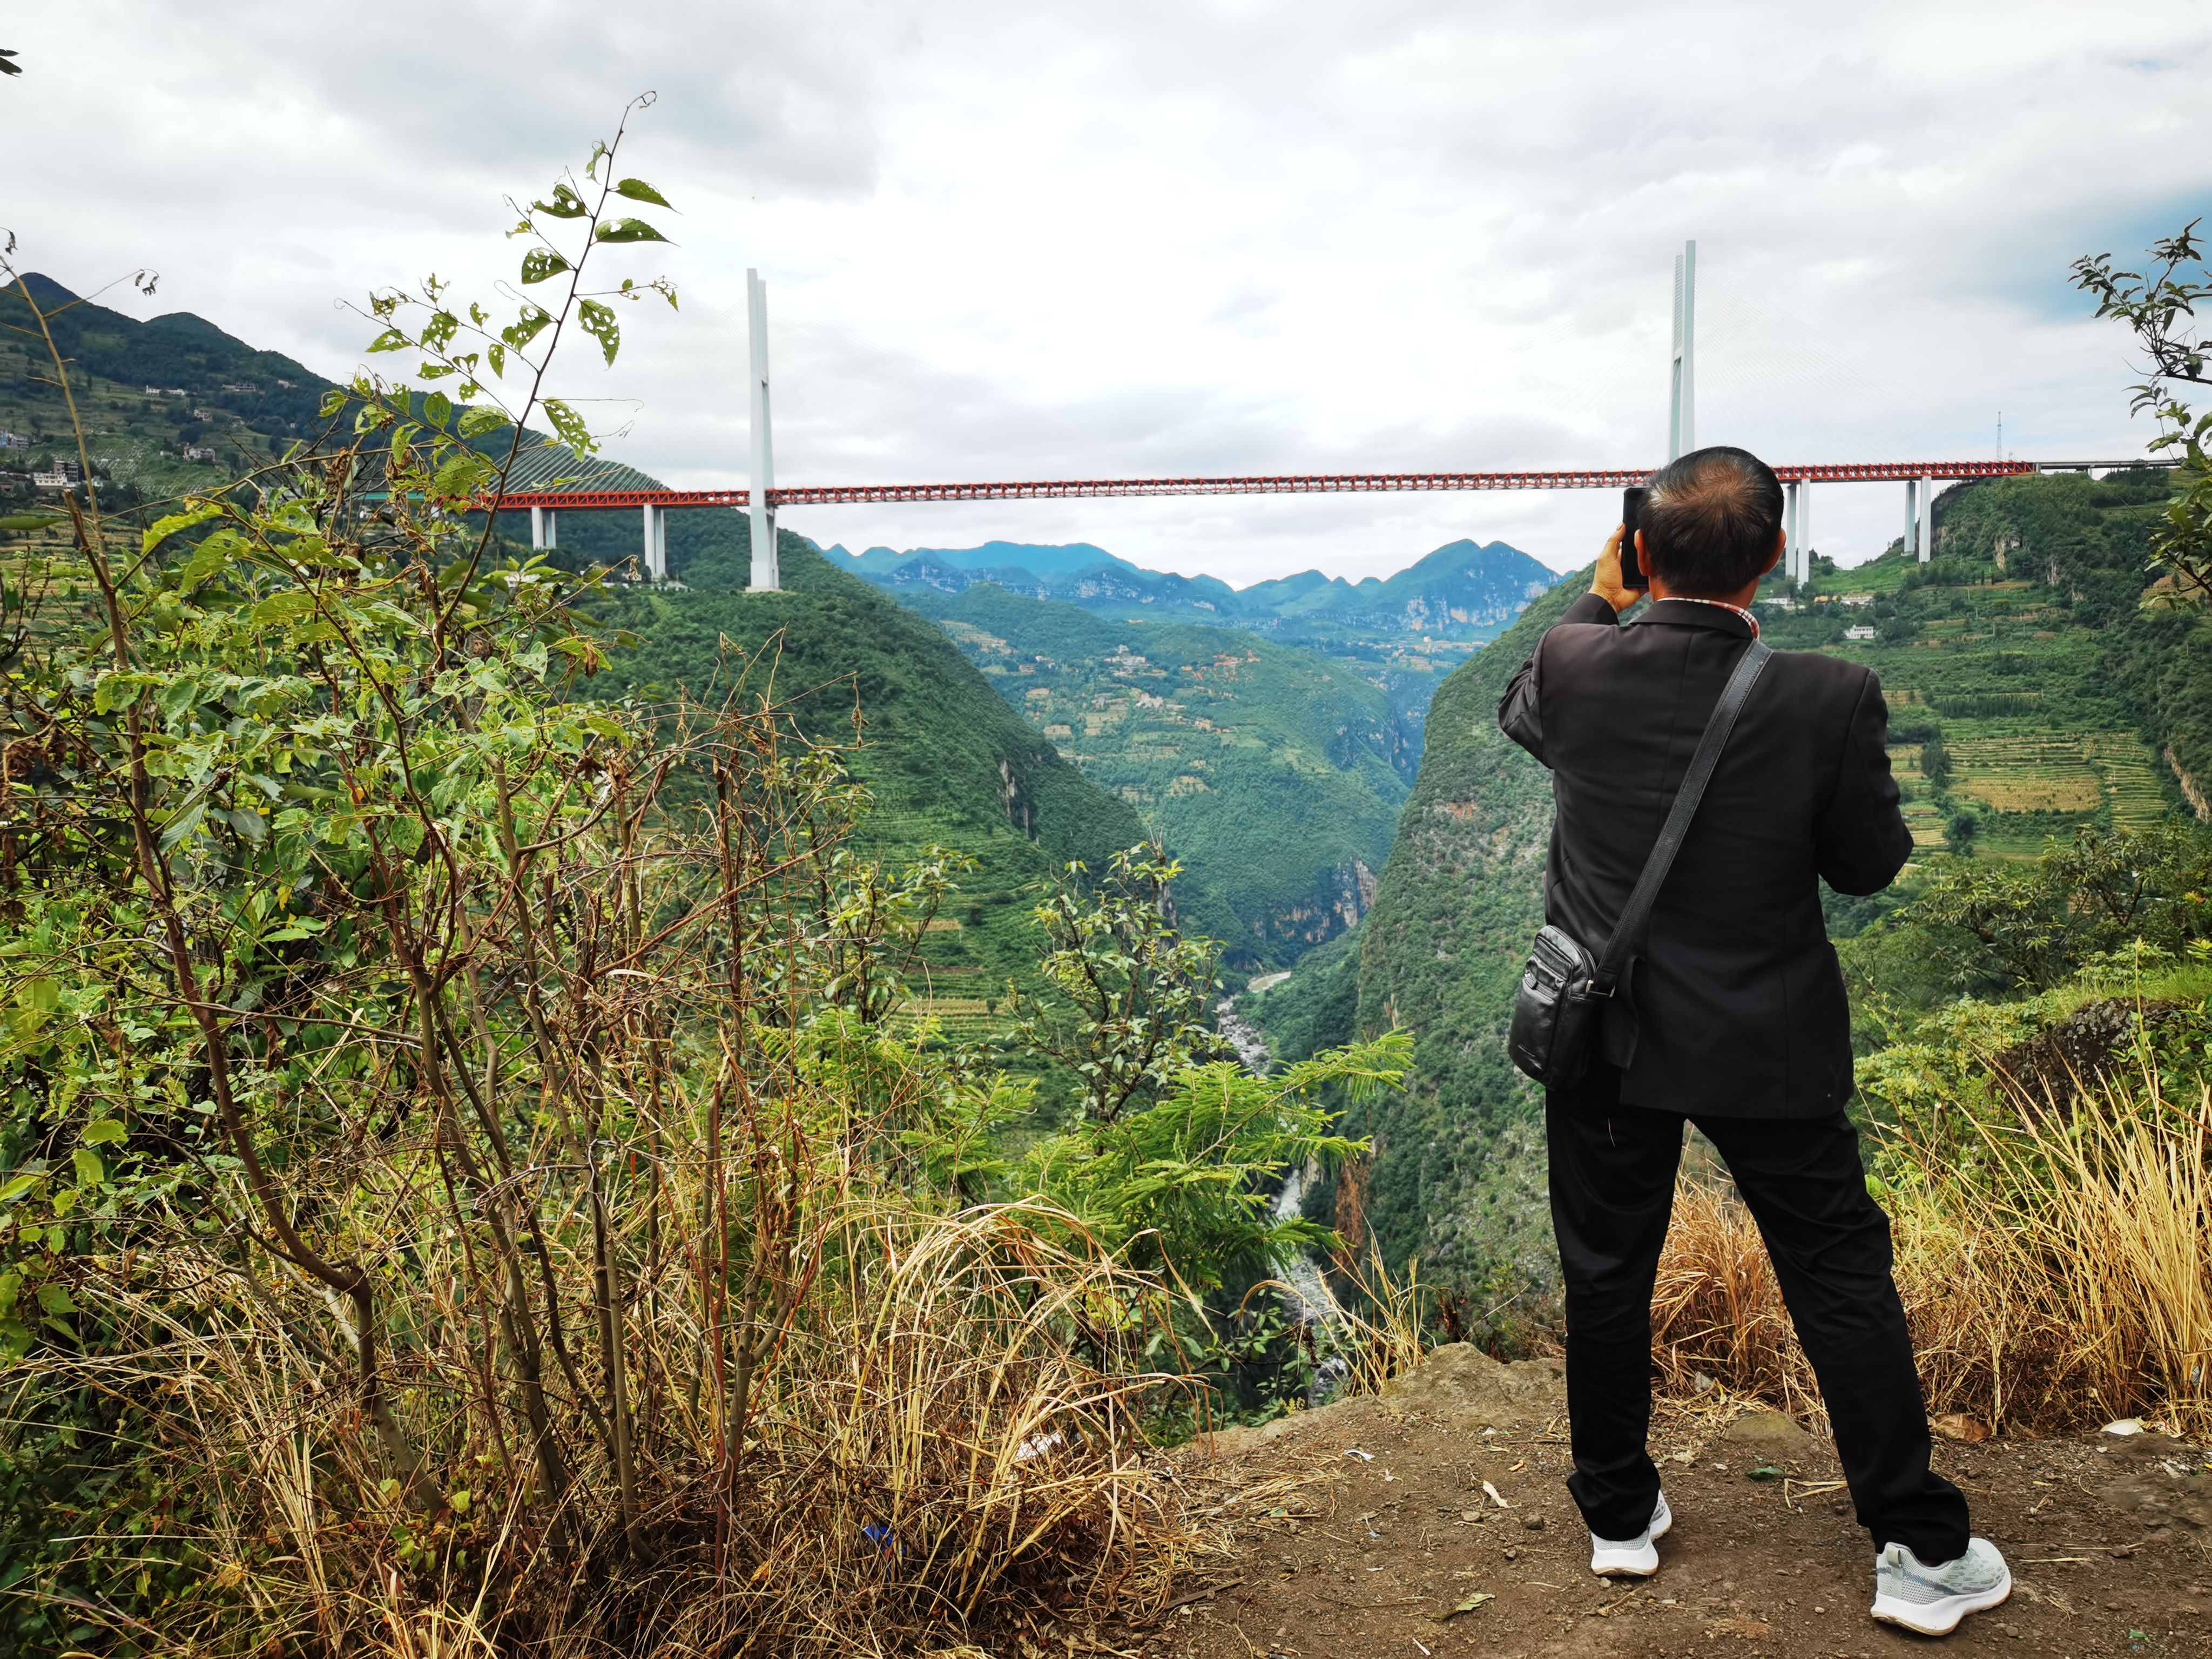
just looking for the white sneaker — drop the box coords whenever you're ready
[1870,1538,2012,1635]
[1588,1488,1673,1576]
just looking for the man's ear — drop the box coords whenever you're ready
[1762,527,1785,575]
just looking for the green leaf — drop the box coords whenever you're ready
[422,391,454,429]
[92,669,157,713]
[157,801,206,854]
[37,1283,75,1317]
[502,306,553,350]
[458,406,509,439]
[142,502,223,557]
[541,401,595,455]
[367,328,411,354]
[251,591,318,629]
[433,451,495,499]
[531,184,589,219]
[177,530,241,595]
[578,300,620,366]
[71,1148,103,1189]
[595,218,670,245]
[615,178,674,208]
[82,1120,126,1147]
[0,1174,38,1206]
[520,249,571,286]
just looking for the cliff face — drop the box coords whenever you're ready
[1333,571,1594,1284]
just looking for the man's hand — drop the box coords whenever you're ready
[1591,527,1642,613]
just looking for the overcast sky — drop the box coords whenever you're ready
[15,2,2212,579]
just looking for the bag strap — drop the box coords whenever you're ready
[1591,638,1772,992]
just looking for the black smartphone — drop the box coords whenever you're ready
[1620,486,1649,589]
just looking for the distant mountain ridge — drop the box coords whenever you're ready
[822,536,1560,645]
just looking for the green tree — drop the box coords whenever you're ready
[1876,823,2212,994]
[1014,844,1235,1124]
[1024,1035,1401,1294]
[2074,223,2212,603]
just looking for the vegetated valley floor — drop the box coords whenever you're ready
[1100,1359,2210,1659]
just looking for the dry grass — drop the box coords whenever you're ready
[1650,1182,1823,1422]
[1326,1242,1431,1398]
[1649,1075,2211,1438]
[56,1197,1211,1658]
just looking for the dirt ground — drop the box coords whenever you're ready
[1098,1349,2211,1659]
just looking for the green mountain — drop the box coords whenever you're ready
[827,535,1555,643]
[590,528,1168,1030]
[893,582,1412,968]
[0,274,334,507]
[0,275,688,528]
[825,536,1562,741]
[1270,466,2207,1290]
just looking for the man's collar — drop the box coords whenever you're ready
[1634,596,1759,639]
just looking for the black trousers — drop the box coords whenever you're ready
[1545,1082,1970,1562]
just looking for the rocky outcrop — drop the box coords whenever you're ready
[1990,998,2183,1114]
[1197,1341,1567,1459]
[1376,1341,1566,1423]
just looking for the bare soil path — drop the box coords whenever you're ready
[1102,1350,2210,1659]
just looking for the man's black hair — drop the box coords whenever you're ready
[1640,446,1784,597]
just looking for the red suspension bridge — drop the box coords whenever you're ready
[498,457,2059,513]
[496,251,2172,589]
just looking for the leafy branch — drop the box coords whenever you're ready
[2074,221,2212,602]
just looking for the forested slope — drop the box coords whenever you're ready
[590,529,1172,1017]
[1322,574,1589,1285]
[898,583,1409,966]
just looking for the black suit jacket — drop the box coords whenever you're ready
[1497,592,1911,1117]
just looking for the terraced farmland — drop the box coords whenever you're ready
[1764,494,2191,860]
[1884,743,1950,849]
[1950,734,2105,815]
[2081,732,2171,828]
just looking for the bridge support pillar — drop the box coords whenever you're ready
[642,503,668,581]
[1799,481,1812,581]
[1905,479,1920,562]
[1784,480,1801,583]
[1918,475,1934,562]
[747,268,779,592]
[545,509,557,550]
[530,504,544,550]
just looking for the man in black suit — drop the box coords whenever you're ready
[1496,447,2009,1636]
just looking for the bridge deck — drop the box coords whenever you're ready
[493,460,2072,511]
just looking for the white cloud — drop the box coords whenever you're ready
[16,0,2212,578]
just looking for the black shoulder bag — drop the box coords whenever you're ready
[1507,638,1772,1090]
